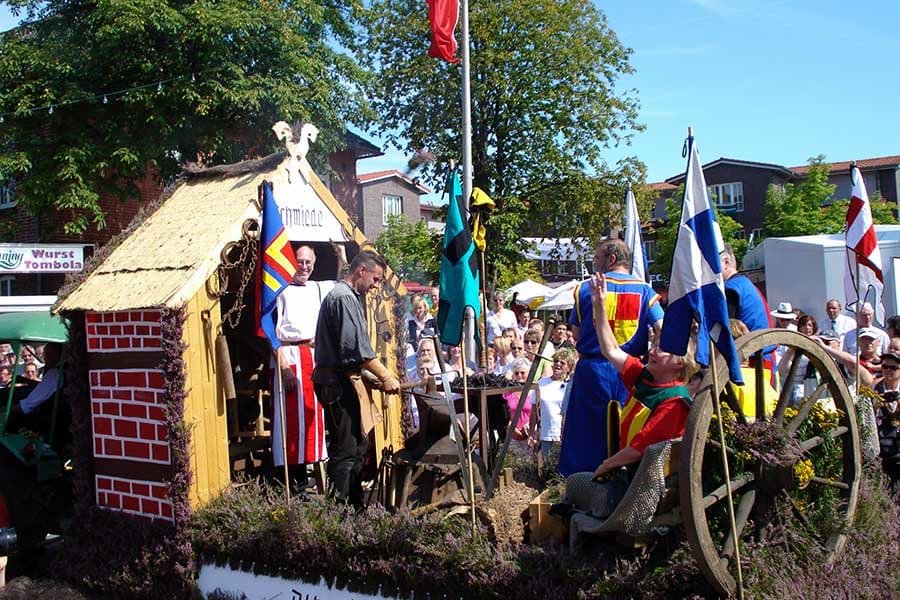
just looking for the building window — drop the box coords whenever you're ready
[733,230,746,240]
[643,239,657,263]
[707,182,744,214]
[0,277,12,296]
[0,179,15,209]
[382,194,402,225]
[750,228,764,241]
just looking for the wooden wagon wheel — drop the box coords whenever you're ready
[680,329,862,597]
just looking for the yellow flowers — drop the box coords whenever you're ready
[793,459,815,489]
[270,508,286,523]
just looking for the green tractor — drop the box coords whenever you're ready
[0,312,71,577]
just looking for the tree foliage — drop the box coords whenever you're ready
[764,156,897,237]
[374,214,441,284]
[358,0,644,286]
[0,0,373,234]
[650,184,747,280]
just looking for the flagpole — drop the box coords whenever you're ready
[855,260,861,393]
[709,342,744,598]
[460,0,473,203]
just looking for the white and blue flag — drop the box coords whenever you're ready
[659,135,743,384]
[624,185,648,282]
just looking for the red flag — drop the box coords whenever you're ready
[427,0,460,63]
[844,164,885,323]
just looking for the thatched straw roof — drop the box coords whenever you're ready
[57,157,289,312]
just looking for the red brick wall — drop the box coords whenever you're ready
[90,368,169,464]
[87,309,173,522]
[95,475,173,521]
[86,310,162,352]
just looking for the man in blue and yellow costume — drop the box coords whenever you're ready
[558,238,664,476]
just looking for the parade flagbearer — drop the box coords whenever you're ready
[272,245,334,489]
[313,250,400,507]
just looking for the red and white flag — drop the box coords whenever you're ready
[427,0,460,63]
[844,164,885,324]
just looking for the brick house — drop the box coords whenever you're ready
[356,170,431,241]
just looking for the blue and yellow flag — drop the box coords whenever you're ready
[257,181,298,350]
[437,170,481,346]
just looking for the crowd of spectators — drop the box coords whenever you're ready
[402,242,900,495]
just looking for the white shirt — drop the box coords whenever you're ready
[21,368,59,414]
[842,326,890,356]
[486,308,517,345]
[532,376,567,441]
[824,313,856,345]
[275,280,335,342]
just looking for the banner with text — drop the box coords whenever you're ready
[0,244,85,273]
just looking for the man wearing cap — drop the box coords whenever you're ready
[824,299,856,346]
[817,328,877,388]
[842,302,889,356]
[771,302,798,330]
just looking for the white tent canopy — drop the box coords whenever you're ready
[504,279,554,306]
[535,279,580,311]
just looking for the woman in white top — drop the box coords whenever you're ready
[529,348,577,458]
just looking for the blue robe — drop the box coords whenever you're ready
[558,273,664,476]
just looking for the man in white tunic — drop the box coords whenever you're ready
[272,245,334,487]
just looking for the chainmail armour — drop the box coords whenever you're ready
[566,440,674,549]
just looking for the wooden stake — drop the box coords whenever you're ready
[709,344,744,598]
[275,353,290,502]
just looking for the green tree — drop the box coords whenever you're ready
[0,0,373,234]
[358,0,643,286]
[765,156,897,236]
[763,156,836,237]
[651,184,747,281]
[820,193,898,232]
[374,214,442,284]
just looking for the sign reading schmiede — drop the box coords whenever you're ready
[0,244,85,273]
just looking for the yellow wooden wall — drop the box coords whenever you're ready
[366,278,405,457]
[181,284,231,508]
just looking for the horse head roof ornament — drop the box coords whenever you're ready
[271,121,319,183]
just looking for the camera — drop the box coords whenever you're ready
[883,391,900,403]
[0,528,16,556]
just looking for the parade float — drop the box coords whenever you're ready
[0,124,878,599]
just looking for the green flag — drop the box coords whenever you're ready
[437,170,481,346]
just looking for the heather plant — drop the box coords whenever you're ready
[53,506,198,599]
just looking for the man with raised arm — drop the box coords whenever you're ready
[555,273,697,519]
[558,238,663,476]
[313,250,400,507]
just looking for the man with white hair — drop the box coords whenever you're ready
[842,302,889,356]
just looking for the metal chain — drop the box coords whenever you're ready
[214,220,258,329]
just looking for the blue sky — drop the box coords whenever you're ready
[3,0,898,188]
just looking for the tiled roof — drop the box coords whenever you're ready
[357,169,431,194]
[791,155,900,175]
[665,157,794,184]
[648,182,676,191]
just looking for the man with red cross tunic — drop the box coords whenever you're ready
[273,245,334,488]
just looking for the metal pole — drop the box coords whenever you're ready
[460,0,473,205]
[709,343,744,598]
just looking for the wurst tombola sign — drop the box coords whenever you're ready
[0,244,85,273]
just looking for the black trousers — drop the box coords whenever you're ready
[315,377,367,507]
